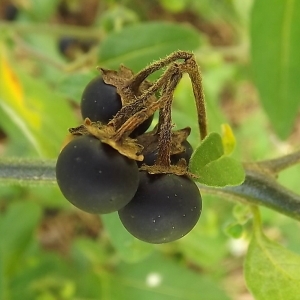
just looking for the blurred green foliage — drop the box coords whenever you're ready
[1,0,300,299]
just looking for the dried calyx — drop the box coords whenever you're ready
[69,51,207,177]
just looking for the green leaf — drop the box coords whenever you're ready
[101,213,154,263]
[23,0,60,21]
[176,203,229,270]
[190,133,224,169]
[98,22,202,73]
[197,156,245,186]
[232,203,252,225]
[71,238,109,268]
[0,253,9,300]
[223,222,244,239]
[11,252,75,300]
[112,253,230,300]
[57,71,97,104]
[251,0,300,139]
[0,46,77,158]
[0,201,42,274]
[245,230,300,300]
[189,132,245,187]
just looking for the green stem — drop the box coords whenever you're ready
[1,158,300,222]
[0,21,103,39]
[0,158,56,185]
[200,167,300,221]
[250,205,263,237]
[253,150,300,175]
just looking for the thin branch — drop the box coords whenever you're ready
[253,150,300,175]
[182,55,207,140]
[199,167,300,221]
[156,71,182,167]
[0,158,56,185]
[127,50,191,89]
[109,64,179,129]
[12,34,98,73]
[0,21,103,39]
[1,158,300,221]
[250,205,263,238]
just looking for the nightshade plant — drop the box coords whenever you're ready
[57,51,211,243]
[1,44,300,299]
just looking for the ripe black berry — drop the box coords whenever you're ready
[118,171,202,243]
[138,139,193,166]
[56,135,139,214]
[3,4,18,21]
[58,37,78,56]
[81,76,122,124]
[80,76,153,136]
[171,140,193,164]
[58,37,96,59]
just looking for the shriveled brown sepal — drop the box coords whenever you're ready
[69,118,144,161]
[67,51,208,179]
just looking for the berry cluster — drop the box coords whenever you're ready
[56,52,205,243]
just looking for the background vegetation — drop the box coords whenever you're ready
[0,0,300,299]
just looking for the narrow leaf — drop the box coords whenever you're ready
[251,0,300,138]
[196,156,245,187]
[190,132,224,170]
[190,132,244,187]
[223,222,244,239]
[245,230,300,299]
[0,253,9,300]
[112,253,230,300]
[98,22,202,72]
[0,46,77,157]
[57,71,96,104]
[0,202,42,274]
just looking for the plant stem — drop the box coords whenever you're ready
[127,50,191,89]
[250,205,263,238]
[200,167,300,221]
[1,158,300,221]
[183,56,207,140]
[156,71,182,167]
[110,63,179,129]
[0,21,103,39]
[12,33,98,73]
[254,150,300,175]
[0,158,56,185]
[113,100,160,140]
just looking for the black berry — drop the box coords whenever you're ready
[138,139,193,166]
[56,135,139,214]
[171,140,193,164]
[58,37,78,56]
[118,171,202,243]
[80,76,153,136]
[3,4,18,21]
[81,76,122,123]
